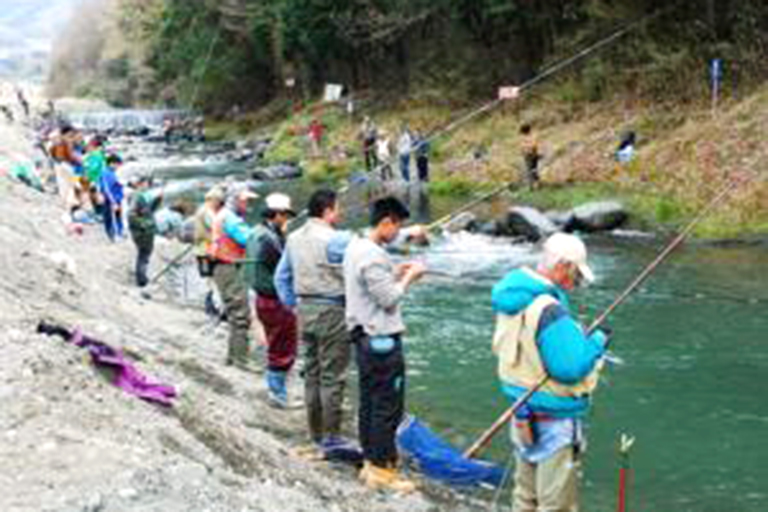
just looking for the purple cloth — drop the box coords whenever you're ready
[69,328,177,406]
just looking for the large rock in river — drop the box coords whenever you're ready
[251,164,303,181]
[503,206,559,241]
[571,201,628,232]
[443,212,477,233]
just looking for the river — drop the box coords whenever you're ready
[74,110,768,512]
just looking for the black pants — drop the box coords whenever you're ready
[364,140,377,172]
[353,328,405,466]
[417,156,429,182]
[133,234,154,287]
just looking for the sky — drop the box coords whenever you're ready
[0,0,80,82]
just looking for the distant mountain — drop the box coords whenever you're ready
[0,0,80,82]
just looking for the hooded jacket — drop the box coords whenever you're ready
[491,268,607,417]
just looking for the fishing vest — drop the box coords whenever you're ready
[285,218,344,299]
[211,209,245,264]
[493,294,601,398]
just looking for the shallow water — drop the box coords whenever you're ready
[103,122,768,511]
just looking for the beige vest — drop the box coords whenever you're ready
[285,218,344,298]
[493,294,601,398]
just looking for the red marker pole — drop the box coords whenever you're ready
[617,434,635,512]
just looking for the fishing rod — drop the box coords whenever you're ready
[150,245,194,284]
[463,174,748,459]
[290,2,682,227]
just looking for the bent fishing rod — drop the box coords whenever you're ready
[463,174,748,459]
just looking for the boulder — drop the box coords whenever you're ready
[545,210,576,230]
[251,163,303,181]
[474,220,503,237]
[571,201,628,232]
[503,206,559,241]
[443,212,478,234]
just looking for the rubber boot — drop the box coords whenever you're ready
[266,370,288,408]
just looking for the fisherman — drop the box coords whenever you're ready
[520,123,541,191]
[360,116,378,172]
[308,118,324,157]
[128,176,163,287]
[491,233,610,512]
[616,131,637,164]
[211,187,259,368]
[376,133,393,181]
[414,130,430,182]
[344,196,426,492]
[275,189,354,457]
[245,193,298,407]
[193,186,226,317]
[84,135,108,190]
[397,125,413,182]
[99,154,126,241]
[49,126,81,202]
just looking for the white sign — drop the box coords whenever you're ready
[323,84,344,103]
[498,86,520,101]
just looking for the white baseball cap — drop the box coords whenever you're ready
[265,193,295,216]
[542,233,595,283]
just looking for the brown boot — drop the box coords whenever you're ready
[359,461,416,493]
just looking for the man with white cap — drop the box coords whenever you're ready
[490,233,610,512]
[244,193,298,407]
[211,186,259,368]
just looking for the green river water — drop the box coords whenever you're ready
[107,125,768,511]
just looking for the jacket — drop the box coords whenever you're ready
[491,268,607,417]
[245,221,285,297]
[275,218,345,307]
[211,208,253,264]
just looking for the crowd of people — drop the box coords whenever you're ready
[4,96,612,507]
[185,177,609,504]
[358,116,431,184]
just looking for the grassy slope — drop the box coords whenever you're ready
[222,84,768,238]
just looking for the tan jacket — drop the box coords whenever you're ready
[493,294,601,398]
[285,218,344,300]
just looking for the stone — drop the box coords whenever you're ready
[570,201,629,232]
[442,212,477,233]
[475,220,502,237]
[250,164,302,181]
[545,210,576,230]
[503,206,559,241]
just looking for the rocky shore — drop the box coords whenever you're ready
[0,123,481,512]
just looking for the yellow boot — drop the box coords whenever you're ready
[360,462,416,493]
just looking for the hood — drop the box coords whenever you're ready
[491,267,567,315]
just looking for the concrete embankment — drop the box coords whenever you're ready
[0,124,478,512]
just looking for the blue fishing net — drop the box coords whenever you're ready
[397,415,506,487]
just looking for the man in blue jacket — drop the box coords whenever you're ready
[491,233,609,512]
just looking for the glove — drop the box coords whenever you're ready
[590,326,613,350]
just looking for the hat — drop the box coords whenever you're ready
[265,192,296,216]
[542,233,595,283]
[231,186,259,201]
[205,186,226,203]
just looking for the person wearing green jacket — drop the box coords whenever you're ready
[245,193,297,407]
[128,176,163,287]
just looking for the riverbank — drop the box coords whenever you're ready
[209,83,768,239]
[0,124,482,511]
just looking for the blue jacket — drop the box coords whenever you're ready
[221,209,253,247]
[99,168,124,205]
[492,268,607,417]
